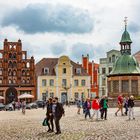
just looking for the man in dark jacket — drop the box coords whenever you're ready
[100,96,108,120]
[52,97,65,134]
[46,98,54,132]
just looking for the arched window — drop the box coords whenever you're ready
[26,70,30,76]
[13,61,17,67]
[9,53,12,59]
[13,53,16,59]
[23,62,26,68]
[8,70,12,76]
[0,78,2,84]
[13,79,16,84]
[8,61,13,68]
[22,79,26,84]
[27,62,30,68]
[22,70,26,76]
[22,54,25,59]
[9,79,12,84]
[9,45,12,49]
[27,79,30,84]
[0,53,2,58]
[0,68,2,75]
[13,45,16,49]
[13,70,16,76]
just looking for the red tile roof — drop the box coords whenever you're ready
[35,58,89,77]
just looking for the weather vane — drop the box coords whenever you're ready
[124,17,128,29]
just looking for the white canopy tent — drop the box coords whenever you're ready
[18,93,34,99]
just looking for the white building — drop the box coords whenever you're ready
[99,50,121,97]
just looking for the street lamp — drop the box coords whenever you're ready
[87,88,90,98]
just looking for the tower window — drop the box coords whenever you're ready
[63,68,66,74]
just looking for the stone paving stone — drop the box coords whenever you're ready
[0,107,140,140]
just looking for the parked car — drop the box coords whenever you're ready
[5,103,14,111]
[26,102,38,109]
[0,103,5,111]
[35,100,45,108]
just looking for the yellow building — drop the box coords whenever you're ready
[36,56,90,103]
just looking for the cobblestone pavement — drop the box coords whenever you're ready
[0,106,140,140]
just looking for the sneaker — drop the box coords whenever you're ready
[55,131,61,135]
[47,129,51,132]
[49,130,54,133]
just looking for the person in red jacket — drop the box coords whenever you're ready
[115,94,124,116]
[91,96,100,120]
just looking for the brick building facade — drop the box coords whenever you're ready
[82,54,99,97]
[0,39,36,104]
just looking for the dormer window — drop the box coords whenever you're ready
[76,68,81,74]
[44,67,49,75]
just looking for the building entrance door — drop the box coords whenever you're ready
[6,87,18,104]
[61,92,67,104]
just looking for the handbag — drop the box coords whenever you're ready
[42,118,48,126]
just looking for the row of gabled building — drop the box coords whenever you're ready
[0,23,140,104]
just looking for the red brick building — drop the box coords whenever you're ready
[82,54,99,97]
[0,39,36,104]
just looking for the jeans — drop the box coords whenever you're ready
[85,109,91,119]
[47,115,54,131]
[54,117,61,132]
[101,108,107,119]
[128,107,134,119]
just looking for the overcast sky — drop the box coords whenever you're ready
[0,0,140,63]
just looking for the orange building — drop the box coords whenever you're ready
[82,54,99,97]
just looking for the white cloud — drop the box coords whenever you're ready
[0,0,139,64]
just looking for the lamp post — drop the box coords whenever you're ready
[63,84,71,105]
[87,88,90,98]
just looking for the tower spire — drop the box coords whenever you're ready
[124,17,127,31]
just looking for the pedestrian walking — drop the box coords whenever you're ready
[77,100,82,114]
[52,97,65,134]
[46,98,54,132]
[115,94,124,116]
[100,96,108,120]
[128,95,135,120]
[124,96,129,115]
[91,96,100,120]
[84,98,91,119]
[21,100,26,115]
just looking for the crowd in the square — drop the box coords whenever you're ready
[76,94,135,121]
[43,94,135,135]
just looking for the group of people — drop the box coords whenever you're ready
[77,95,108,120]
[11,100,26,114]
[45,97,65,135]
[77,94,135,121]
[115,94,135,120]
